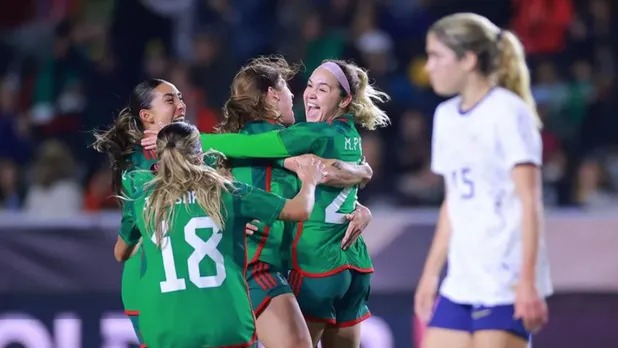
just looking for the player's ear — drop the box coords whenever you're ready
[339,95,352,109]
[139,109,154,124]
[461,51,478,73]
[267,86,280,103]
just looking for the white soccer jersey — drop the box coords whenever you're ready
[431,87,553,306]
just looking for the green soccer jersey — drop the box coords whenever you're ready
[231,121,300,269]
[278,115,374,276]
[119,147,157,313]
[121,180,286,347]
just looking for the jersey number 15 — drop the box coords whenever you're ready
[450,167,474,199]
[153,217,226,293]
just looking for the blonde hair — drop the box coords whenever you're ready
[323,59,391,130]
[429,13,540,127]
[144,122,231,247]
[218,56,299,133]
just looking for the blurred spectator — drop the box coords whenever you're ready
[574,157,618,210]
[23,139,82,217]
[0,0,616,209]
[83,165,116,212]
[0,158,23,210]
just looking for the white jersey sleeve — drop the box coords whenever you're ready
[496,104,542,168]
[430,105,448,175]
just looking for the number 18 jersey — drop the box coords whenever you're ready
[279,115,374,277]
[121,180,286,347]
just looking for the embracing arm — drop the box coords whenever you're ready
[283,154,372,187]
[200,132,291,158]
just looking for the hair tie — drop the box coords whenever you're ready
[165,142,176,149]
[319,61,351,96]
[496,29,504,43]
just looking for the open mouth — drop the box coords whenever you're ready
[173,116,185,122]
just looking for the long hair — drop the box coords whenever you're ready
[218,56,299,133]
[323,59,391,130]
[429,13,541,127]
[92,79,167,195]
[144,122,232,247]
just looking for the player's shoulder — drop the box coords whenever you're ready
[294,121,331,131]
[433,95,461,121]
[123,169,155,196]
[488,87,530,111]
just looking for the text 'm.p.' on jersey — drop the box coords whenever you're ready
[430,87,553,306]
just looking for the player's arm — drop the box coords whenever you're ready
[236,159,325,223]
[199,122,325,159]
[341,201,373,250]
[415,106,450,323]
[114,202,142,262]
[498,106,544,286]
[114,174,144,262]
[420,200,451,280]
[499,104,546,331]
[283,154,372,188]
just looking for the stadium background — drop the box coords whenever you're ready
[0,0,617,347]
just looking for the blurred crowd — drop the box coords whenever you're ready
[0,0,617,216]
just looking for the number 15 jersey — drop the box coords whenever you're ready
[431,87,552,306]
[121,179,286,348]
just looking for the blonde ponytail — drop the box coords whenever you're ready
[350,66,391,130]
[144,122,231,247]
[496,30,542,128]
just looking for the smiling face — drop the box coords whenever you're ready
[140,81,186,129]
[303,66,346,122]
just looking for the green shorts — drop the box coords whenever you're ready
[246,261,293,317]
[288,269,372,327]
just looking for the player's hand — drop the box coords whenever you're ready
[514,281,548,333]
[141,129,159,150]
[245,220,261,235]
[414,274,439,324]
[296,157,326,186]
[141,122,166,150]
[341,204,372,250]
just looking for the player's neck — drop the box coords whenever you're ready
[459,76,494,112]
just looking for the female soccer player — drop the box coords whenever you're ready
[281,59,390,348]
[93,78,187,344]
[219,56,374,348]
[114,121,325,347]
[414,13,552,348]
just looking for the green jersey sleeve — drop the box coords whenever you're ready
[200,132,291,158]
[118,169,154,246]
[277,122,329,155]
[230,182,286,226]
[118,198,141,245]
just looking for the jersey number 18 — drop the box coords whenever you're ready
[153,217,226,293]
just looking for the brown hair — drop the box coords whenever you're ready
[429,13,540,126]
[144,122,231,246]
[218,56,299,133]
[92,79,167,194]
[322,59,391,130]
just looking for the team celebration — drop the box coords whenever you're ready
[2,1,616,347]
